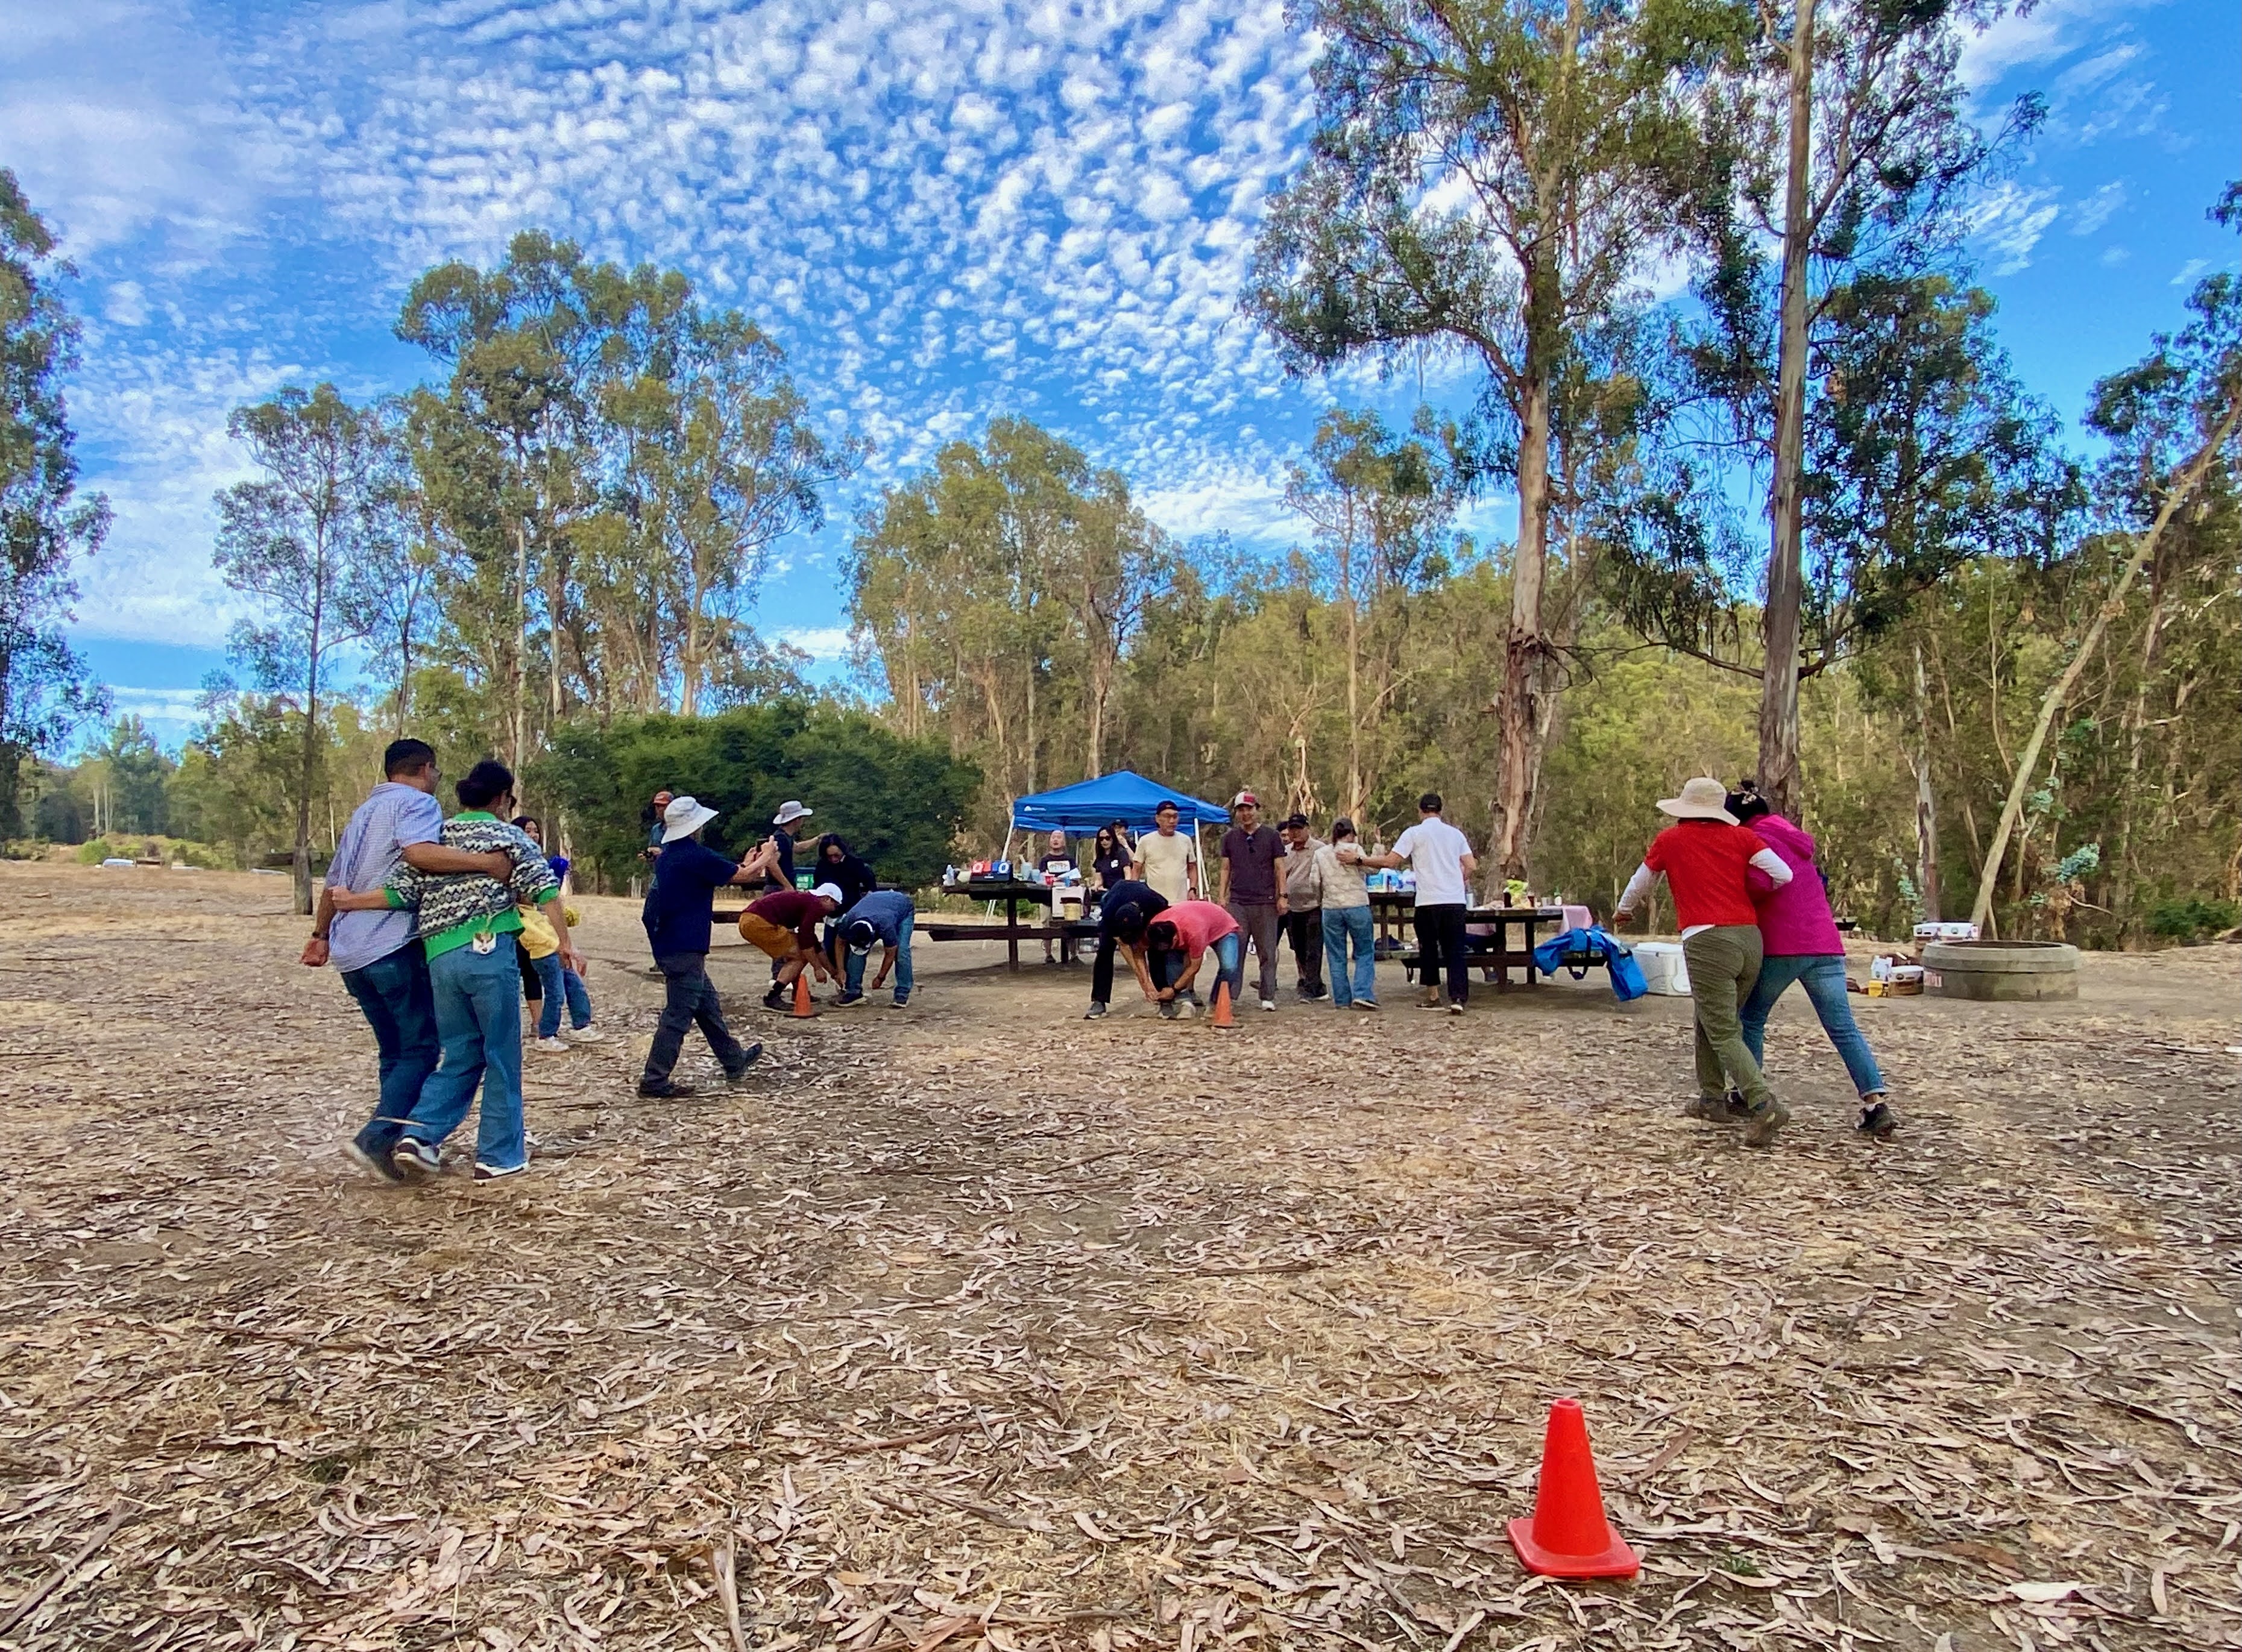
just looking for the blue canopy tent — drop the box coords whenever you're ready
[1008,770,1229,837]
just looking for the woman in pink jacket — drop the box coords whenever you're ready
[1730,787,1898,1140]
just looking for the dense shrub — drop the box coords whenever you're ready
[2145,897,2239,943]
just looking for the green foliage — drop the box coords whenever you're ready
[534,703,978,891]
[0,170,111,834]
[2146,897,2238,943]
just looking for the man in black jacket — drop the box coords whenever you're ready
[1082,877,1169,1019]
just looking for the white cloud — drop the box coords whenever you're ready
[2069,181,2126,236]
[1969,182,2062,275]
[2170,257,2209,287]
[776,626,857,660]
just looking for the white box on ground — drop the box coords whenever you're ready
[1633,941,1690,996]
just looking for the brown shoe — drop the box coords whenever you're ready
[1419,985,1442,1009]
[1683,1095,1731,1123]
[1741,1099,1792,1149]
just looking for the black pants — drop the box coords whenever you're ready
[1414,903,1470,1003]
[1091,926,1127,1006]
[1285,908,1325,993]
[644,951,750,1082]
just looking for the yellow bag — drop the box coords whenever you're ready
[516,901,561,959]
[564,905,582,929]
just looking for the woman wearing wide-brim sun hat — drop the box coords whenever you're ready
[1610,776,1801,1148]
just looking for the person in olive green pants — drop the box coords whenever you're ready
[1612,777,1798,1148]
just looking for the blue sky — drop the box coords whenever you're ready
[5,0,2234,748]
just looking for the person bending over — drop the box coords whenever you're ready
[742,881,845,1008]
[836,889,917,1008]
[1144,900,1244,1026]
[1082,877,1170,1019]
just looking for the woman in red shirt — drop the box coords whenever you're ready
[1144,900,1243,1026]
[1613,777,1796,1147]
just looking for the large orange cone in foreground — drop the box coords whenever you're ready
[1209,978,1235,1028]
[791,975,817,1018]
[1507,1398,1640,1579]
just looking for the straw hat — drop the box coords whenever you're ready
[1657,777,1738,823]
[662,795,720,839]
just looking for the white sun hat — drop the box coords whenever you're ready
[1656,776,1738,823]
[661,794,720,840]
[772,800,814,826]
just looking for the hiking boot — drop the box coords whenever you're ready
[723,1045,765,1085]
[637,1078,699,1099]
[1742,1098,1793,1149]
[391,1138,442,1179]
[1857,1098,1900,1140]
[1683,1095,1733,1123]
[1725,1088,1754,1121]
[1083,1002,1108,1020]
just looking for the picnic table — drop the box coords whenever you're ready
[1385,900,1569,991]
[915,879,1090,972]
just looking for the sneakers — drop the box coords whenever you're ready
[833,990,868,1008]
[761,987,789,1012]
[890,997,910,1009]
[473,1160,529,1182]
[1259,997,1277,1013]
[391,1138,442,1179]
[563,1025,605,1043]
[1742,1098,1792,1149]
[1083,1002,1108,1019]
[1419,986,1442,1009]
[344,1138,404,1182]
[723,1044,765,1085]
[1446,1000,1465,1016]
[1353,999,1380,1012]
[1857,1098,1900,1140]
[531,1035,570,1053]
[1158,1000,1180,1020]
[637,1078,699,1099]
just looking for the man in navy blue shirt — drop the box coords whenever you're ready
[1081,877,1170,1019]
[836,889,916,1008]
[639,795,769,1098]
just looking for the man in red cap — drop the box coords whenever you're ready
[1217,790,1286,1011]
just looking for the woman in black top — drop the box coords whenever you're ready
[816,835,880,972]
[1091,822,1134,891]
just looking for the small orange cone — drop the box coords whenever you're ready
[1507,1398,1640,1579]
[790,974,816,1018]
[1209,978,1234,1028]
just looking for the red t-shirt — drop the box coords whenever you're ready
[747,888,825,946]
[1643,822,1769,931]
[1161,899,1239,961]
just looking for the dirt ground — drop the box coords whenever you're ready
[1,861,2237,1652]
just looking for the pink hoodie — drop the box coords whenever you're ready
[1746,813,1845,956]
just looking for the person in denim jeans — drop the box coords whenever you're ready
[1313,818,1378,1009]
[1729,787,1898,1140]
[304,738,517,1181]
[1145,902,1244,1028]
[836,890,916,1007]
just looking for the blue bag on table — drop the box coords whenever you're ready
[1532,924,1646,1002]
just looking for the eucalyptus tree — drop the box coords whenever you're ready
[0,170,109,835]
[1248,0,1736,879]
[1677,0,2039,815]
[213,383,392,912]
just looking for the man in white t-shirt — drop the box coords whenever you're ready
[1131,798,1201,905]
[1364,791,1478,1014]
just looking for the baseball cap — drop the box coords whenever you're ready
[1232,790,1258,808]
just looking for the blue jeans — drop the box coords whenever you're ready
[527,950,591,1037]
[402,935,527,1172]
[1321,905,1377,1005]
[1740,953,1886,1098]
[1203,932,1244,1004]
[843,915,915,1003]
[341,945,439,1159]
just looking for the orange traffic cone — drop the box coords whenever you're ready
[1209,978,1235,1028]
[791,975,817,1019]
[1507,1399,1640,1579]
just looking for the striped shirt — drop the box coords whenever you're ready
[383,812,559,960]
[325,782,444,974]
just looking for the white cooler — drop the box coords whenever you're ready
[1632,941,1691,996]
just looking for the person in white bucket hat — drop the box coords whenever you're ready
[637,796,768,1099]
[1611,777,1798,1148]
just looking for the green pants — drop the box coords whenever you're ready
[1683,925,1772,1108]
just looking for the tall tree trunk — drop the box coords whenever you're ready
[1343,530,1364,825]
[509,514,529,772]
[1970,388,2242,930]
[681,553,704,718]
[1493,343,1552,882]
[295,559,324,917]
[1757,0,1816,821]
[1912,641,1940,922]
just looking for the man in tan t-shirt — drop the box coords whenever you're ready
[1131,798,1201,905]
